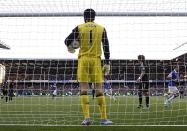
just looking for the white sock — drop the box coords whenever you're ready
[168,94,175,102]
[164,99,168,104]
[112,95,116,101]
[106,94,110,97]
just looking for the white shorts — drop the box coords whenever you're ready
[53,90,57,96]
[168,86,179,94]
[104,89,112,95]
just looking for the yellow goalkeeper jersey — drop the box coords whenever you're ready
[78,22,104,59]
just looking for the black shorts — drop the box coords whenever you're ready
[139,82,149,92]
[179,91,184,94]
[92,90,95,94]
[9,93,14,97]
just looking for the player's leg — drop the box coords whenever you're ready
[137,83,143,108]
[9,94,11,101]
[95,83,107,120]
[164,95,171,106]
[80,82,91,125]
[92,89,95,99]
[165,87,179,106]
[112,93,117,102]
[92,58,112,125]
[95,83,112,125]
[166,93,179,105]
[92,90,94,99]
[105,89,111,97]
[112,95,117,102]
[78,58,91,125]
[164,87,170,106]
[181,91,184,99]
[167,90,179,102]
[110,89,116,102]
[143,82,150,109]
[180,91,184,99]
[9,92,13,101]
[5,94,8,103]
[54,90,57,99]
[164,93,169,105]
[179,91,182,99]
[109,89,112,99]
[52,94,54,99]
[1,92,4,99]
[52,92,55,99]
[0,85,3,99]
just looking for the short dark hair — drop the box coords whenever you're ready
[138,55,145,61]
[84,9,96,22]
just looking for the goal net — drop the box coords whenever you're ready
[0,0,187,126]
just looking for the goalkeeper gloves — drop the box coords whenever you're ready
[67,45,75,53]
[103,63,110,75]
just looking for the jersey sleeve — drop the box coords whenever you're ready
[168,72,172,78]
[102,28,110,64]
[64,26,79,46]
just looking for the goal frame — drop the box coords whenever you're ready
[0,12,187,17]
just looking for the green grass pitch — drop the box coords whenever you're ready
[0,96,187,130]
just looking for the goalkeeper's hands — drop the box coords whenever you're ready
[67,45,75,53]
[103,63,110,75]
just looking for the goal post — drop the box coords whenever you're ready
[0,64,5,84]
[1,12,187,17]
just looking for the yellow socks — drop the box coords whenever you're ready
[80,95,107,120]
[80,95,90,119]
[97,96,107,120]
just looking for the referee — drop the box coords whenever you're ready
[137,55,150,110]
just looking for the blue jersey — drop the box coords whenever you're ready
[168,69,179,87]
[104,80,111,89]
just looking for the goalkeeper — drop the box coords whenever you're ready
[65,8,112,125]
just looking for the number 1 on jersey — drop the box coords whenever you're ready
[88,30,92,48]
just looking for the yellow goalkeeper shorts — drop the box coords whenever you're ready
[77,56,103,83]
